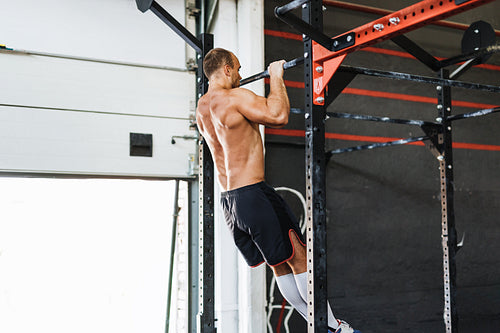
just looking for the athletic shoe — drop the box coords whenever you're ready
[328,319,361,333]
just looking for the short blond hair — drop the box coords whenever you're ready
[203,48,235,78]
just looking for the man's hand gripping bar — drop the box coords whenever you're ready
[239,56,305,86]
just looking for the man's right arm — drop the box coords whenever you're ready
[231,60,290,128]
[266,60,290,126]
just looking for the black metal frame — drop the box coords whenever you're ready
[197,33,215,333]
[135,2,215,333]
[303,1,329,332]
[274,1,500,333]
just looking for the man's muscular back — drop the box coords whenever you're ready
[196,88,265,191]
[196,52,289,191]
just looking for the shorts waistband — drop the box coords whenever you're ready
[220,181,267,198]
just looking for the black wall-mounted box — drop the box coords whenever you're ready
[130,133,153,157]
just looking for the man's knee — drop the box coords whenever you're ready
[272,262,293,276]
[287,231,307,274]
[290,231,306,259]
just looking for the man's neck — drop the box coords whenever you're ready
[208,78,233,91]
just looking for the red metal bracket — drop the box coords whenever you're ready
[312,0,495,105]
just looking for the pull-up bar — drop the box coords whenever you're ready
[239,56,305,86]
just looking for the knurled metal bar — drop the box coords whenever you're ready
[437,69,459,333]
[303,1,328,333]
[326,135,430,156]
[337,65,500,93]
[448,106,500,121]
[439,44,500,69]
[197,34,215,333]
[239,56,305,86]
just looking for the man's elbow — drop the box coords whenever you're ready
[270,114,289,128]
[277,115,289,127]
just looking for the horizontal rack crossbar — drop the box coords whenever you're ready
[326,135,429,156]
[448,106,500,121]
[337,65,500,92]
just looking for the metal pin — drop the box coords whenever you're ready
[346,35,352,42]
[436,117,443,123]
[305,113,310,119]
[448,165,452,169]
[315,97,325,103]
[437,105,443,110]
[316,66,323,73]
[333,40,339,47]
[447,126,452,131]
[437,86,442,91]
[374,24,384,31]
[304,52,309,59]
[446,107,451,112]
[474,29,479,33]
[389,17,400,25]
[437,156,444,161]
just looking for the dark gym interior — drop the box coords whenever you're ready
[264,1,500,332]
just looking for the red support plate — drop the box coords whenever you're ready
[312,0,495,104]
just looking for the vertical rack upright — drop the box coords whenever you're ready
[303,1,329,333]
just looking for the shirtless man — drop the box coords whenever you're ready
[196,48,359,333]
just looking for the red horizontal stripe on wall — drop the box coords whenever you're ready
[452,100,498,109]
[264,78,304,88]
[343,88,436,104]
[265,128,500,151]
[478,63,500,71]
[453,142,500,151]
[266,128,305,137]
[264,29,302,41]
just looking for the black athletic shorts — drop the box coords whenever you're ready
[220,181,305,267]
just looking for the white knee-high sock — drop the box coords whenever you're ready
[275,273,308,320]
[294,272,339,330]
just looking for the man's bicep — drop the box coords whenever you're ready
[232,88,268,123]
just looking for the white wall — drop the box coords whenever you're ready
[0,0,197,178]
[210,3,240,332]
[235,2,267,333]
[209,1,267,333]
[0,0,189,68]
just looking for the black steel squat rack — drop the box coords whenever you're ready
[274,1,499,333]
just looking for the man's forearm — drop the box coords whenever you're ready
[267,76,290,120]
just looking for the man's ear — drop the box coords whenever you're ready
[223,64,231,77]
